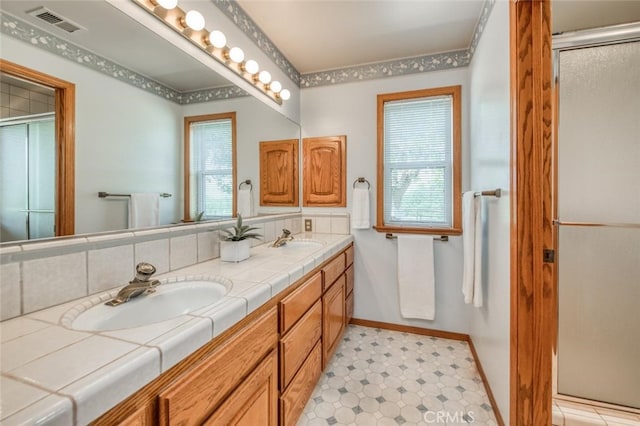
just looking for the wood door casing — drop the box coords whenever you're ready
[260,139,299,206]
[302,135,346,207]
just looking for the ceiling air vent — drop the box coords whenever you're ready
[27,7,85,33]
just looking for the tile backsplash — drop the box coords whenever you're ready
[0,213,350,321]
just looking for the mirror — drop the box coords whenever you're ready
[0,0,300,244]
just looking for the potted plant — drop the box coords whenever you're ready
[219,214,262,262]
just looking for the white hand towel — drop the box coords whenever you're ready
[462,191,483,307]
[397,235,435,320]
[237,187,254,218]
[128,193,159,229]
[351,187,370,229]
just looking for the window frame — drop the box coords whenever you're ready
[376,85,462,235]
[184,112,237,221]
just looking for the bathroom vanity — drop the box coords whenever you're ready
[0,224,353,425]
[97,241,354,425]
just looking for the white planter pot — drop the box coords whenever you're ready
[220,239,251,262]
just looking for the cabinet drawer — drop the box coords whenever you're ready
[280,342,322,426]
[280,300,322,389]
[345,245,354,267]
[159,308,278,426]
[345,264,354,296]
[322,253,345,291]
[279,271,322,334]
[345,291,354,326]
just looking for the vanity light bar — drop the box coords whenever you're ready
[134,0,287,105]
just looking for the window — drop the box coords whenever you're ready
[184,113,237,221]
[376,86,461,234]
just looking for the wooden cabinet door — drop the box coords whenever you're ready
[260,139,299,206]
[302,135,346,207]
[322,275,346,368]
[204,350,278,426]
[159,308,277,425]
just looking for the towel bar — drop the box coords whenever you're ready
[473,188,501,198]
[352,177,371,189]
[385,233,448,242]
[98,192,171,198]
[239,179,252,190]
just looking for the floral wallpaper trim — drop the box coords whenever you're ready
[299,50,471,88]
[468,0,496,58]
[0,12,247,104]
[179,86,249,104]
[211,0,301,85]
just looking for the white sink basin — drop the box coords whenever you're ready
[273,239,325,250]
[66,279,230,331]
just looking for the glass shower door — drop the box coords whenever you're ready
[0,116,55,242]
[556,41,640,409]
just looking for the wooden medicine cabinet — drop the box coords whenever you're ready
[302,135,346,207]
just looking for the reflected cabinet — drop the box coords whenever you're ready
[259,139,299,207]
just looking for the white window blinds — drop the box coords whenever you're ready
[190,118,233,218]
[383,94,453,228]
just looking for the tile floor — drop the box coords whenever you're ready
[297,325,498,425]
[552,398,640,426]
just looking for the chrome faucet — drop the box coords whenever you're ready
[105,262,161,306]
[272,228,294,248]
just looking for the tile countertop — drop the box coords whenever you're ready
[0,233,353,425]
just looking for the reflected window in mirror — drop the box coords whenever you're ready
[184,112,237,221]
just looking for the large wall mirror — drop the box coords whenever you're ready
[0,0,301,244]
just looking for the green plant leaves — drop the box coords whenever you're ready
[221,214,263,241]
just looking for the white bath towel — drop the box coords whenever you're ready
[128,193,159,229]
[351,187,370,229]
[462,191,483,307]
[397,235,435,320]
[237,187,254,218]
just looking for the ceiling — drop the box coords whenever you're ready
[2,1,639,91]
[237,0,484,74]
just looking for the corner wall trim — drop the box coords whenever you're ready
[350,318,504,425]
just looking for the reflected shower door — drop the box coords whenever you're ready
[0,117,55,242]
[556,40,640,409]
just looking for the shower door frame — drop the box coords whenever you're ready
[0,59,75,237]
[551,24,640,412]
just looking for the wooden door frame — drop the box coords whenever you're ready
[510,1,554,424]
[0,59,75,237]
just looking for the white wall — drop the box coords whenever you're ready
[1,37,183,234]
[467,0,511,420]
[300,69,471,334]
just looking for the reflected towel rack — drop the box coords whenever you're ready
[98,192,171,198]
[474,188,501,198]
[385,233,448,242]
[353,177,371,189]
[239,179,252,190]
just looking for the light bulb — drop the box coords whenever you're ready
[156,0,177,9]
[244,59,259,75]
[280,89,291,101]
[228,47,244,63]
[258,70,271,85]
[184,10,205,31]
[208,30,226,48]
[270,81,282,93]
